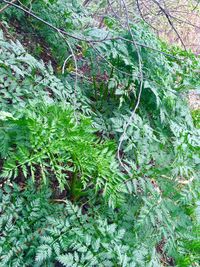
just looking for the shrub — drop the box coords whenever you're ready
[0,103,123,206]
[0,2,200,265]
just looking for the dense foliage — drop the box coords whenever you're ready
[0,0,199,266]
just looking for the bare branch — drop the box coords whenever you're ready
[59,32,79,116]
[192,1,200,11]
[166,13,200,31]
[117,0,144,176]
[0,0,16,13]
[136,0,158,32]
[0,0,180,60]
[83,0,93,7]
[107,0,121,20]
[62,55,73,75]
[151,0,186,50]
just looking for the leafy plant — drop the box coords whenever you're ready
[0,1,200,266]
[0,103,123,206]
[0,182,159,267]
[192,109,200,128]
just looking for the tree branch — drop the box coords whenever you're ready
[0,0,16,13]
[0,0,180,60]
[151,0,186,50]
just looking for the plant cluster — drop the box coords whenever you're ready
[0,0,200,266]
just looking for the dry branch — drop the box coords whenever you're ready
[0,0,16,13]
[0,0,180,59]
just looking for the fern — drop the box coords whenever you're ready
[0,2,200,266]
[0,103,123,206]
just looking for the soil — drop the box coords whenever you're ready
[0,19,58,70]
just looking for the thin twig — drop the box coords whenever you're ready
[62,55,73,75]
[0,0,180,60]
[135,0,158,32]
[0,0,110,42]
[151,0,186,50]
[83,0,93,6]
[192,1,200,11]
[59,32,79,118]
[167,13,200,31]
[0,0,16,13]
[107,0,121,20]
[117,0,144,176]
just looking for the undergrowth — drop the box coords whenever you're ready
[0,0,200,266]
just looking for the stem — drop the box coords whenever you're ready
[70,169,78,202]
